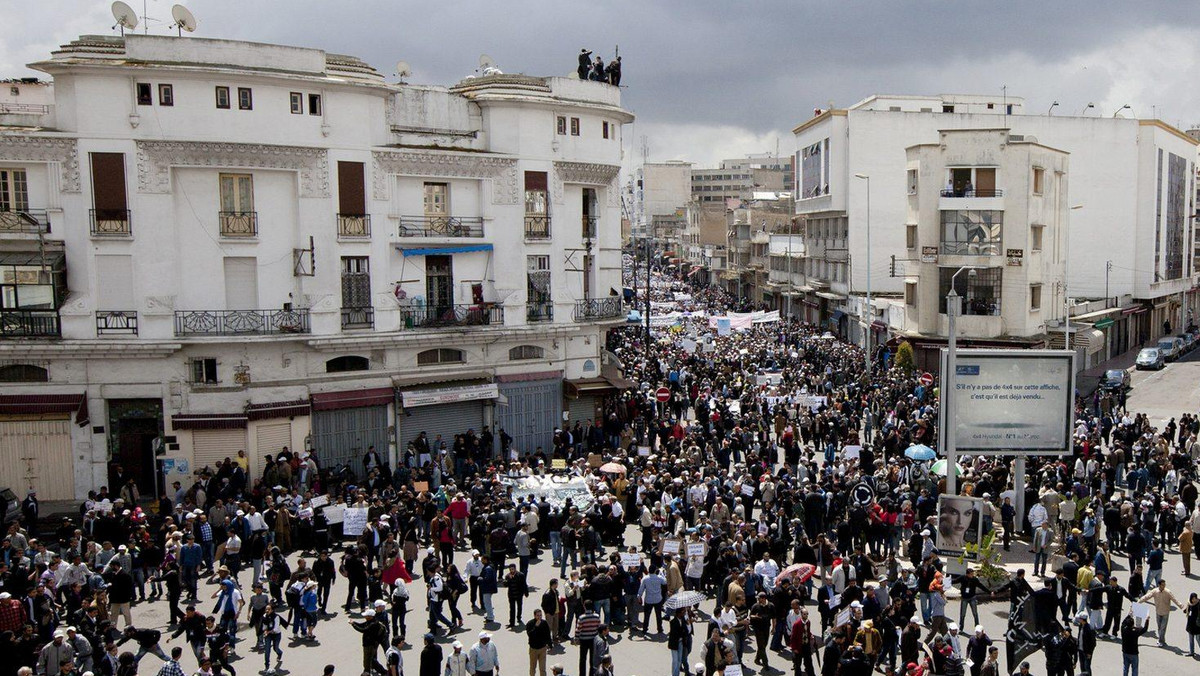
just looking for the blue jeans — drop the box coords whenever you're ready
[481,593,494,621]
[549,532,562,565]
[559,549,578,578]
[1145,568,1162,589]
[200,541,214,568]
[670,647,684,676]
[1033,551,1048,576]
[595,598,611,625]
[1122,652,1138,676]
[264,633,282,668]
[919,593,932,623]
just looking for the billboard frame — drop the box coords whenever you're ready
[936,494,985,561]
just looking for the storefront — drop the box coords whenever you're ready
[564,371,632,429]
[496,373,562,457]
[310,387,393,476]
[171,413,249,476]
[398,382,497,457]
[0,393,88,500]
[246,399,311,479]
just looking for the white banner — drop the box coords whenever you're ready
[343,507,369,536]
[402,383,498,409]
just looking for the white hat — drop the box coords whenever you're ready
[974,625,984,634]
[479,631,491,639]
[452,641,463,649]
[363,609,376,617]
[236,510,245,516]
[374,600,386,607]
[186,513,196,519]
[948,622,959,632]
[471,549,480,556]
[850,601,862,608]
[0,593,10,600]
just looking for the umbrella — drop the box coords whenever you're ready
[930,459,964,476]
[599,462,627,474]
[663,590,707,611]
[904,444,937,461]
[775,563,816,584]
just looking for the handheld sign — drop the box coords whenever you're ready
[310,495,329,509]
[343,507,369,536]
[620,553,641,569]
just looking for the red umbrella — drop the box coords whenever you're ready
[776,563,816,584]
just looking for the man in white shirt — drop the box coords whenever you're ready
[467,632,500,676]
[753,553,780,593]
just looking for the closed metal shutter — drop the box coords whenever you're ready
[0,418,73,500]
[254,422,292,477]
[567,395,599,429]
[497,379,561,456]
[191,429,248,476]
[311,405,389,477]
[400,401,484,456]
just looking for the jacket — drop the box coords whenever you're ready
[37,640,74,676]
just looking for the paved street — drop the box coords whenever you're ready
[1127,349,1200,428]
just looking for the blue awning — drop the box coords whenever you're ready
[397,244,493,256]
[831,310,845,321]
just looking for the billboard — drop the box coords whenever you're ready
[941,349,1074,455]
[936,494,985,560]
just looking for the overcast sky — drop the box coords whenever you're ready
[6,1,1200,168]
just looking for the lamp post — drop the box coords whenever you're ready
[945,265,977,496]
[1067,204,1083,350]
[855,173,871,375]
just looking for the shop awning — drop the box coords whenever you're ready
[396,244,493,256]
[1078,328,1106,354]
[1094,317,1115,330]
[310,386,395,411]
[171,413,248,430]
[245,399,311,421]
[0,393,88,426]
[831,310,846,321]
[1121,305,1147,315]
[816,291,846,301]
[871,320,888,330]
[564,373,633,398]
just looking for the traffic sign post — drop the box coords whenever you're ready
[919,372,934,387]
[655,387,671,403]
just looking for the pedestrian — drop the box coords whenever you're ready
[467,631,500,676]
[1120,614,1148,676]
[526,609,551,676]
[420,633,443,676]
[505,564,528,628]
[445,640,470,676]
[590,625,611,676]
[480,555,498,624]
[574,603,600,676]
[260,604,286,674]
[117,626,167,664]
[1181,523,1194,576]
[1137,579,1183,646]
[153,647,186,676]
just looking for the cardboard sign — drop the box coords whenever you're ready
[638,446,651,457]
[843,445,862,460]
[94,501,113,514]
[413,482,430,493]
[1131,602,1152,624]
[686,542,706,558]
[310,495,329,509]
[343,507,369,536]
[551,459,567,469]
[620,553,642,569]
[297,508,314,520]
[740,484,755,497]
[834,608,852,627]
[323,505,345,524]
[661,539,681,555]
[724,666,743,676]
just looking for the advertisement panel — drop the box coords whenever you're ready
[936,494,985,561]
[944,350,1074,454]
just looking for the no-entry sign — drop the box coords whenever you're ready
[919,372,935,387]
[656,387,671,402]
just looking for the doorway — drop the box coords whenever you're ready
[426,255,453,320]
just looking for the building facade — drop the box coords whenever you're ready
[629,161,691,241]
[0,34,632,499]
[691,153,794,204]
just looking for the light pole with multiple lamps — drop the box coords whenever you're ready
[855,173,871,375]
[944,265,976,496]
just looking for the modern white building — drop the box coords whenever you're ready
[0,33,632,499]
[792,93,1198,365]
[897,128,1069,366]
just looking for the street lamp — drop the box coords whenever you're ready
[855,173,871,375]
[1067,204,1084,350]
[1112,104,1131,118]
[945,265,977,496]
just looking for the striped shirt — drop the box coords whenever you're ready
[576,611,602,641]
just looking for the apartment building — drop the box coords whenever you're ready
[691,153,794,204]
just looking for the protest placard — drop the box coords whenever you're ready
[620,553,641,569]
[413,482,429,493]
[343,507,369,536]
[686,542,706,558]
[310,495,329,509]
[323,505,345,524]
[1131,602,1152,625]
[551,459,567,469]
[94,501,113,514]
[740,484,755,496]
[660,539,681,555]
[724,666,743,676]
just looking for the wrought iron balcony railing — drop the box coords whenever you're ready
[397,215,484,238]
[573,297,624,321]
[337,213,371,238]
[939,189,1004,198]
[96,310,138,336]
[526,302,554,322]
[399,304,503,329]
[218,211,258,237]
[0,208,49,234]
[90,209,131,236]
[174,308,310,336]
[524,215,550,239]
[341,306,375,329]
[0,310,61,337]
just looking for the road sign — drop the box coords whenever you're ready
[656,387,671,402]
[919,372,935,387]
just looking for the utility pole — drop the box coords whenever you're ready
[1105,260,1112,307]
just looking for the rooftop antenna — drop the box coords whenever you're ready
[395,61,412,82]
[111,1,138,35]
[170,4,197,36]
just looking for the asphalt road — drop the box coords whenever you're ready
[1126,347,1200,428]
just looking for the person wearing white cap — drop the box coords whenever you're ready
[444,640,469,676]
[467,632,500,676]
[36,630,73,676]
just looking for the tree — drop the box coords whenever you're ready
[894,340,915,374]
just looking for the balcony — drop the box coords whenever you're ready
[337,214,371,238]
[940,189,1004,198]
[0,310,60,338]
[174,308,310,336]
[399,304,503,329]
[219,211,258,237]
[96,310,138,336]
[0,209,49,235]
[939,190,1005,211]
[90,209,131,237]
[582,216,597,240]
[341,306,375,329]
[573,297,624,321]
[397,216,483,238]
[526,302,554,322]
[524,215,551,240]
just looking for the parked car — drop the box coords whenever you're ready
[1179,333,1196,354]
[1100,369,1131,392]
[1136,347,1165,370]
[1156,336,1184,362]
[0,489,21,526]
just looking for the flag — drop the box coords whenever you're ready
[1006,587,1061,673]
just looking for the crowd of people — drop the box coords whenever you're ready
[0,262,1198,676]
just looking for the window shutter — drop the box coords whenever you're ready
[90,153,127,212]
[338,161,366,215]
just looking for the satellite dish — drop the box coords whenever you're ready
[395,61,412,79]
[112,1,138,33]
[170,4,197,34]
[479,54,495,69]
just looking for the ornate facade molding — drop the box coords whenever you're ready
[0,136,80,192]
[551,161,621,204]
[136,141,330,198]
[371,150,519,204]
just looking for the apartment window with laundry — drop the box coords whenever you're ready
[556,116,567,135]
[570,117,580,136]
[215,86,230,109]
[237,87,253,110]
[308,94,322,116]
[136,83,152,106]
[158,84,173,106]
[290,92,303,114]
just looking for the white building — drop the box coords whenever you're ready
[0,34,632,499]
[630,161,691,241]
[792,93,1198,364]
[898,128,1069,366]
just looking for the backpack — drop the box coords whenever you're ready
[285,582,302,609]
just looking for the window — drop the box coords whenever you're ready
[1031,224,1044,252]
[326,355,369,373]
[189,358,218,384]
[90,152,130,236]
[570,117,580,136]
[0,364,48,382]
[1032,167,1044,195]
[340,256,372,328]
[602,121,610,139]
[218,174,255,237]
[215,86,230,109]
[509,345,545,361]
[136,83,152,106]
[157,84,173,106]
[0,169,30,213]
[416,348,463,365]
[943,105,955,113]
[423,182,449,216]
[237,87,253,110]
[556,116,566,135]
[907,169,918,195]
[308,94,322,116]
[940,210,1003,255]
[524,172,549,238]
[906,224,918,249]
[527,255,551,321]
[1030,284,1042,311]
[939,267,1002,316]
[290,92,303,114]
[904,281,917,307]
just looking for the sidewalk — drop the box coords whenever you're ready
[1077,345,1140,397]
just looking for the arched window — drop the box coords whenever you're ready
[326,355,369,373]
[416,348,464,366]
[0,364,48,382]
[508,345,544,361]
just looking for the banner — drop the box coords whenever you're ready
[323,505,345,524]
[936,494,985,561]
[1006,586,1060,673]
[343,507,369,536]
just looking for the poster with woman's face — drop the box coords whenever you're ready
[937,495,984,559]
